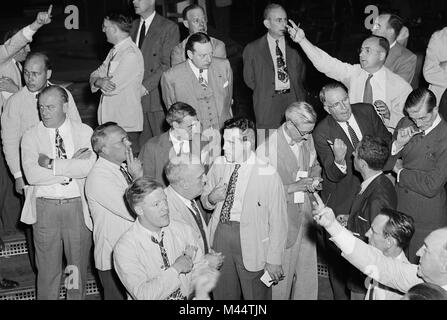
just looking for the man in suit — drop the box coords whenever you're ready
[288,20,412,133]
[1,52,81,275]
[139,102,220,186]
[243,3,306,130]
[0,6,52,108]
[423,27,447,104]
[201,118,288,300]
[90,12,144,153]
[170,4,226,66]
[256,102,321,300]
[313,197,447,294]
[346,135,397,299]
[162,32,232,131]
[130,0,180,146]
[371,13,417,84]
[20,86,95,300]
[85,122,143,300]
[389,88,447,262]
[312,82,391,299]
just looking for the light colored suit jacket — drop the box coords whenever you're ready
[201,155,288,271]
[299,40,412,132]
[20,119,96,230]
[385,43,417,84]
[423,27,447,103]
[1,85,81,178]
[165,185,210,254]
[85,157,135,270]
[170,36,226,66]
[130,13,180,113]
[90,37,144,132]
[161,58,233,130]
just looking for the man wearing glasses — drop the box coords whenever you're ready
[312,81,391,299]
[287,20,412,133]
[243,3,306,130]
[257,101,322,300]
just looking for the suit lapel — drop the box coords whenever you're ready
[140,14,162,51]
[277,128,299,183]
[328,116,355,154]
[260,35,275,75]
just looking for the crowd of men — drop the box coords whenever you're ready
[0,0,446,300]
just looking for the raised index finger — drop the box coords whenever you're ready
[288,19,298,29]
[313,192,325,209]
[47,5,53,16]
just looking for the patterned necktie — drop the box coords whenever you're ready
[15,61,24,87]
[55,128,72,185]
[219,164,241,224]
[120,165,133,185]
[151,232,186,300]
[363,74,373,104]
[138,21,146,49]
[190,200,209,254]
[276,40,289,83]
[346,121,360,149]
[198,69,208,88]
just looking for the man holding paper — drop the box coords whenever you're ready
[257,101,321,300]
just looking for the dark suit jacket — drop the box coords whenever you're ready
[243,35,306,125]
[312,103,391,215]
[347,174,397,240]
[385,43,417,84]
[130,14,180,113]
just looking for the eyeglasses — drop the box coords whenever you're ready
[288,120,313,136]
[326,96,350,110]
[358,47,383,55]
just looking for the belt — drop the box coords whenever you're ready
[38,197,81,205]
[274,88,291,95]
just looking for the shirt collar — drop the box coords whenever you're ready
[360,171,382,194]
[442,284,447,291]
[336,113,356,126]
[390,40,397,49]
[114,36,130,51]
[98,156,122,170]
[45,116,70,134]
[424,114,442,136]
[140,11,156,28]
[135,218,165,241]
[169,129,190,154]
[187,59,207,78]
[267,32,284,45]
[170,187,193,209]
[225,151,257,166]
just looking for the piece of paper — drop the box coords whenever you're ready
[260,270,273,287]
[294,171,308,204]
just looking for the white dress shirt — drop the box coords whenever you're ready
[35,118,80,199]
[334,113,363,173]
[266,33,290,91]
[188,59,208,83]
[169,129,190,155]
[136,11,156,47]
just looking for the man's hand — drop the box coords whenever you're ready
[287,19,305,43]
[265,263,284,284]
[193,266,220,299]
[172,254,194,274]
[208,179,227,205]
[374,100,391,120]
[204,251,224,270]
[307,177,323,193]
[15,177,25,195]
[38,153,51,169]
[126,147,143,180]
[184,245,198,260]
[286,177,314,193]
[312,192,337,229]
[395,126,420,150]
[331,138,347,165]
[72,148,92,160]
[393,159,404,175]
[30,5,52,31]
[94,77,116,93]
[0,77,19,93]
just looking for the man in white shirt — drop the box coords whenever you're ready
[313,193,447,294]
[423,27,447,103]
[202,118,288,300]
[287,20,412,132]
[171,4,226,66]
[20,86,96,299]
[90,12,144,154]
[161,32,233,131]
[114,177,219,300]
[85,122,143,299]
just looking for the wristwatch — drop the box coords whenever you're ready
[47,158,54,170]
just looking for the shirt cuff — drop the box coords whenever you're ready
[397,168,404,183]
[22,26,36,41]
[334,161,347,174]
[13,172,23,179]
[329,224,356,255]
[391,141,403,156]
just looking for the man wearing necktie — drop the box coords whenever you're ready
[162,32,233,131]
[20,86,96,300]
[243,3,306,130]
[312,82,391,300]
[389,88,447,263]
[86,122,143,300]
[90,12,144,155]
[130,0,180,146]
[202,118,288,300]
